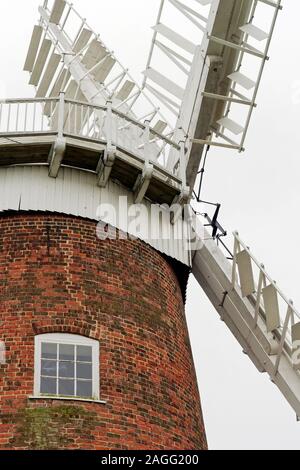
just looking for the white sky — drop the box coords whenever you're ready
[1,0,300,450]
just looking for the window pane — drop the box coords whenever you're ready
[59,361,74,378]
[41,377,56,395]
[77,346,92,362]
[41,359,57,377]
[58,379,75,396]
[41,343,57,360]
[59,344,75,361]
[77,380,93,398]
[77,363,92,380]
[38,337,97,399]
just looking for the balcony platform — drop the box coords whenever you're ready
[0,132,182,206]
[0,98,186,207]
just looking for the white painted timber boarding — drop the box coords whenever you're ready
[192,220,300,418]
[0,166,191,266]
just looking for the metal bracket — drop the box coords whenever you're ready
[133,163,154,204]
[96,145,116,188]
[219,291,228,308]
[48,136,66,178]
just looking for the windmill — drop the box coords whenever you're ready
[0,0,299,451]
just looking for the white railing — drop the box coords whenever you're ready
[0,98,58,134]
[0,95,184,179]
[232,231,300,377]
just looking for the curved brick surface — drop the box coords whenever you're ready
[0,212,207,450]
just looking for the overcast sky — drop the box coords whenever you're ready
[1,0,300,450]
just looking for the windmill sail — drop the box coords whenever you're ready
[23,0,178,186]
[192,221,300,419]
[143,0,282,190]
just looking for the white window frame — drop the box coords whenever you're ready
[34,333,100,401]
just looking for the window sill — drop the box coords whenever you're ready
[28,395,107,405]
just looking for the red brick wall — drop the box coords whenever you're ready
[0,212,207,450]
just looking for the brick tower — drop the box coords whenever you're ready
[0,208,207,450]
